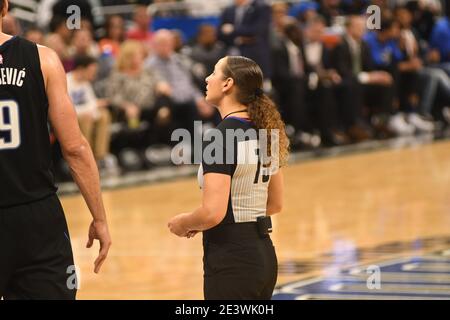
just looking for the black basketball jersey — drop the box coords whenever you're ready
[0,36,57,208]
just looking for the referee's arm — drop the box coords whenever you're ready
[39,45,112,274]
[169,173,230,236]
[267,170,283,215]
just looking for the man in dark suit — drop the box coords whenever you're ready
[302,15,349,147]
[332,15,395,140]
[271,19,316,149]
[274,16,348,148]
[218,0,272,78]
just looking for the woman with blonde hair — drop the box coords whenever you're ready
[105,40,172,140]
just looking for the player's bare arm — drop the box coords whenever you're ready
[39,45,112,274]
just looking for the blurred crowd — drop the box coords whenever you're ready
[268,0,450,150]
[6,0,450,177]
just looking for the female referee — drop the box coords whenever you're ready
[168,56,289,300]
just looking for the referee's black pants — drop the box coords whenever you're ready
[203,223,278,300]
[0,194,76,300]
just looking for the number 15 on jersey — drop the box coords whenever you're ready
[0,100,21,150]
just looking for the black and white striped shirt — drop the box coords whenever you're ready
[198,117,271,226]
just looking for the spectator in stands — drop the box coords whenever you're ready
[334,15,411,141]
[363,18,416,135]
[47,15,76,72]
[289,1,319,27]
[218,0,272,79]
[303,16,349,146]
[426,6,450,124]
[104,40,173,144]
[169,28,200,76]
[146,29,215,134]
[2,13,21,35]
[99,15,126,58]
[169,29,199,86]
[81,17,96,38]
[171,29,186,53]
[187,24,226,90]
[66,55,114,174]
[127,4,153,46]
[69,29,101,58]
[332,16,378,142]
[97,15,126,81]
[270,1,289,47]
[45,33,74,72]
[318,0,343,26]
[394,5,436,132]
[408,0,441,43]
[25,26,45,45]
[271,21,319,149]
[428,9,450,75]
[49,15,73,46]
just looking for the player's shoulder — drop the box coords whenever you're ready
[0,35,34,51]
[35,44,66,88]
[36,44,64,74]
[36,44,59,62]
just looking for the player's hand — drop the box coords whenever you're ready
[168,213,190,237]
[86,220,112,274]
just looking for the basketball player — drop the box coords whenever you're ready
[0,0,111,299]
[168,56,289,299]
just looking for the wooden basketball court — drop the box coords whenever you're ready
[61,139,450,299]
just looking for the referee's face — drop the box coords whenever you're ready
[205,58,228,105]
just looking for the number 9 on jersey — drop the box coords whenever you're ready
[0,100,21,150]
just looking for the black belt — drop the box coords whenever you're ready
[203,217,272,243]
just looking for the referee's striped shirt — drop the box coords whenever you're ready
[198,117,271,225]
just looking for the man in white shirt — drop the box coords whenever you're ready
[67,55,112,170]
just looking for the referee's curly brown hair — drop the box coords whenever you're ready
[222,56,290,167]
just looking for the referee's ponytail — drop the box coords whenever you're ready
[222,56,290,167]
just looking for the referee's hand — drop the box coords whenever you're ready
[168,213,190,237]
[86,220,112,273]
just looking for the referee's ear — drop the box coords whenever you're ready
[223,77,234,94]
